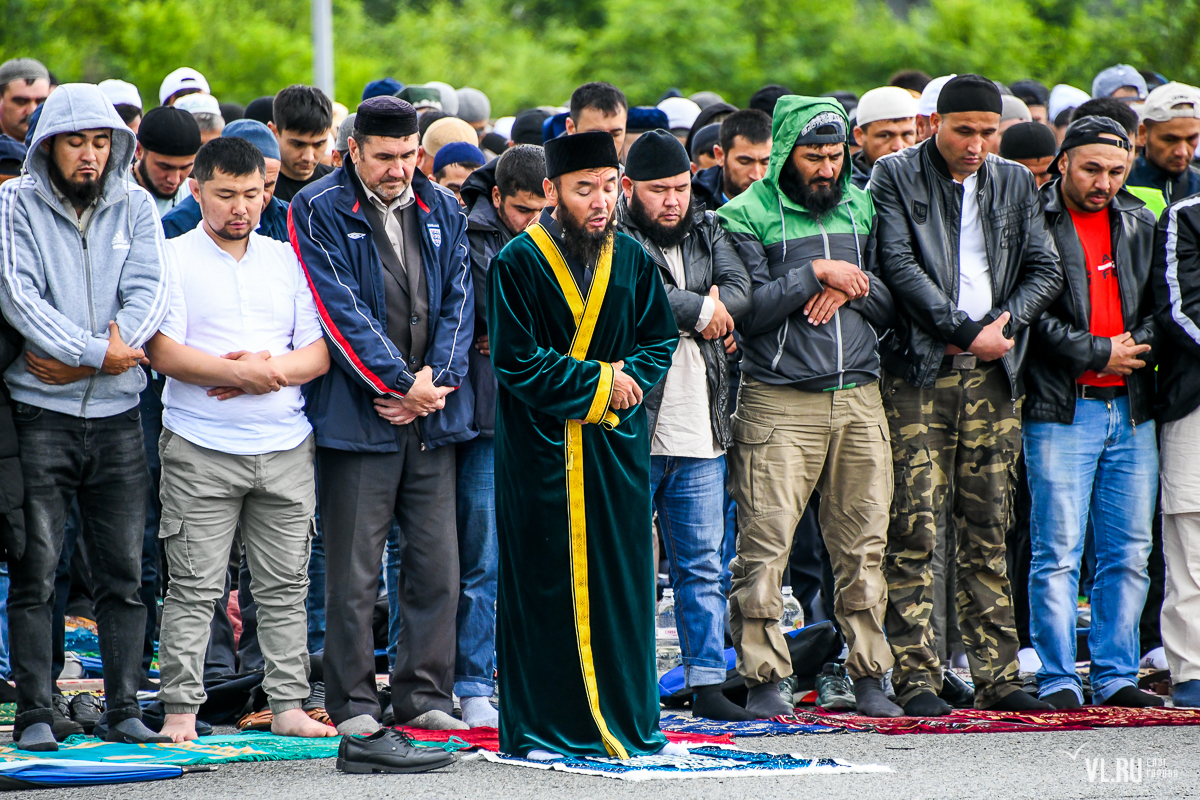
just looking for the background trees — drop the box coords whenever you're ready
[1,0,1195,113]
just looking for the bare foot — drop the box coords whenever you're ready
[160,713,199,743]
[271,708,338,738]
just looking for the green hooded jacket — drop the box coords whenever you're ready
[718,95,894,391]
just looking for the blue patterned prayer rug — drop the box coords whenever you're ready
[660,713,843,737]
[478,745,888,780]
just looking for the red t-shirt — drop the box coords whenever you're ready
[1069,207,1124,387]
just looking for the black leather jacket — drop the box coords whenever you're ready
[616,198,751,449]
[1026,181,1159,425]
[1152,197,1200,423]
[871,139,1064,397]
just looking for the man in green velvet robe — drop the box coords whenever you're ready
[487,131,679,759]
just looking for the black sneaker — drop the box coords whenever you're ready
[68,693,104,734]
[50,695,84,741]
[337,728,456,774]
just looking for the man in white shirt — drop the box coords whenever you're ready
[616,131,754,721]
[145,137,334,742]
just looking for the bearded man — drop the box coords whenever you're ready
[717,96,902,719]
[487,131,679,758]
[615,130,753,721]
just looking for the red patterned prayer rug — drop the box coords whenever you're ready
[778,706,1200,734]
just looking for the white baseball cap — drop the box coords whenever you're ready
[159,67,210,105]
[1048,84,1091,125]
[856,86,919,127]
[1140,82,1200,123]
[173,92,221,116]
[492,116,515,141]
[98,79,142,110]
[657,96,701,131]
[916,75,957,118]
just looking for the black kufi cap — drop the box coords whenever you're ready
[137,106,202,157]
[244,96,275,125]
[937,74,1003,116]
[1048,115,1131,176]
[544,131,619,180]
[510,110,549,146]
[999,121,1058,161]
[354,96,418,138]
[625,129,691,181]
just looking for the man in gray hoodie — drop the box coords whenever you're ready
[0,83,171,750]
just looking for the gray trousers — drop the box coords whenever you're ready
[317,425,459,726]
[157,430,316,715]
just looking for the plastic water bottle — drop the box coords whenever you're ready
[656,589,681,676]
[780,586,804,633]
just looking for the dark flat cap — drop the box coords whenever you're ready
[545,131,619,180]
[244,96,275,125]
[938,74,1003,116]
[999,121,1058,161]
[749,84,793,115]
[690,122,721,160]
[626,129,691,181]
[355,96,418,138]
[510,110,549,145]
[137,106,202,156]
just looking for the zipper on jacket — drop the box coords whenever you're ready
[79,230,98,416]
[816,218,845,388]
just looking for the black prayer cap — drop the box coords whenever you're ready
[510,110,549,145]
[1000,121,1058,161]
[1010,79,1051,108]
[749,84,793,115]
[626,129,691,181]
[354,96,418,138]
[544,131,619,180]
[937,74,1003,116]
[1048,115,1131,176]
[137,106,202,157]
[244,96,275,125]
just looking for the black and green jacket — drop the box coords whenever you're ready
[717,96,894,392]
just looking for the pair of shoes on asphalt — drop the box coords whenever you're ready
[19,712,171,751]
[336,707,469,737]
[337,728,457,774]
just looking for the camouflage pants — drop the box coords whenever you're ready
[881,364,1023,708]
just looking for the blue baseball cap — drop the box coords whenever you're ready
[363,77,405,101]
[221,118,281,161]
[1092,64,1148,101]
[433,141,485,174]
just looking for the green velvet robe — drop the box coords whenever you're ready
[487,212,678,758]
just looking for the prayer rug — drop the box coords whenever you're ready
[658,713,841,737]
[0,733,350,766]
[478,745,889,780]
[783,706,1200,734]
[395,725,735,752]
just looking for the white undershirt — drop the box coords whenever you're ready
[956,172,993,322]
[650,246,722,459]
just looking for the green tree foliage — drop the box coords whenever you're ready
[1,0,1196,114]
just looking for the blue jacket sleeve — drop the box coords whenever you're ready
[429,206,474,389]
[288,193,416,397]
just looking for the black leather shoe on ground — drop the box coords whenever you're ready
[50,695,84,741]
[938,670,976,709]
[337,729,457,774]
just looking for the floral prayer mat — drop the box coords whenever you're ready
[479,745,889,780]
[784,706,1200,734]
[394,725,734,752]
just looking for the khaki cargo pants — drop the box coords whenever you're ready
[728,377,895,685]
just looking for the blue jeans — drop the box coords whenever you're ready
[454,436,498,698]
[650,455,728,688]
[1025,396,1157,703]
[307,521,326,654]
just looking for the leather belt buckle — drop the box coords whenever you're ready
[951,353,978,370]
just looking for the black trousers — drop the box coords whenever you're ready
[317,426,458,726]
[9,405,148,733]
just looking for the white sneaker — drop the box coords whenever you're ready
[1140,646,1168,671]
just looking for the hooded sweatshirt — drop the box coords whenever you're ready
[718,96,893,391]
[0,83,170,417]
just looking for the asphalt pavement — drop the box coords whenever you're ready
[18,721,1199,800]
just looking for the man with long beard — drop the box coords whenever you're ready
[487,131,679,758]
[717,96,902,719]
[616,130,753,721]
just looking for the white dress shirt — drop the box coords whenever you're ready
[956,171,993,322]
[159,225,324,455]
[650,245,722,459]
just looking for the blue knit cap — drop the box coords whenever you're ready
[433,141,485,174]
[221,119,280,161]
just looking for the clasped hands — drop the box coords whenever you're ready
[805,258,871,325]
[373,365,456,426]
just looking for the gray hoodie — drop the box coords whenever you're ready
[0,83,169,418]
